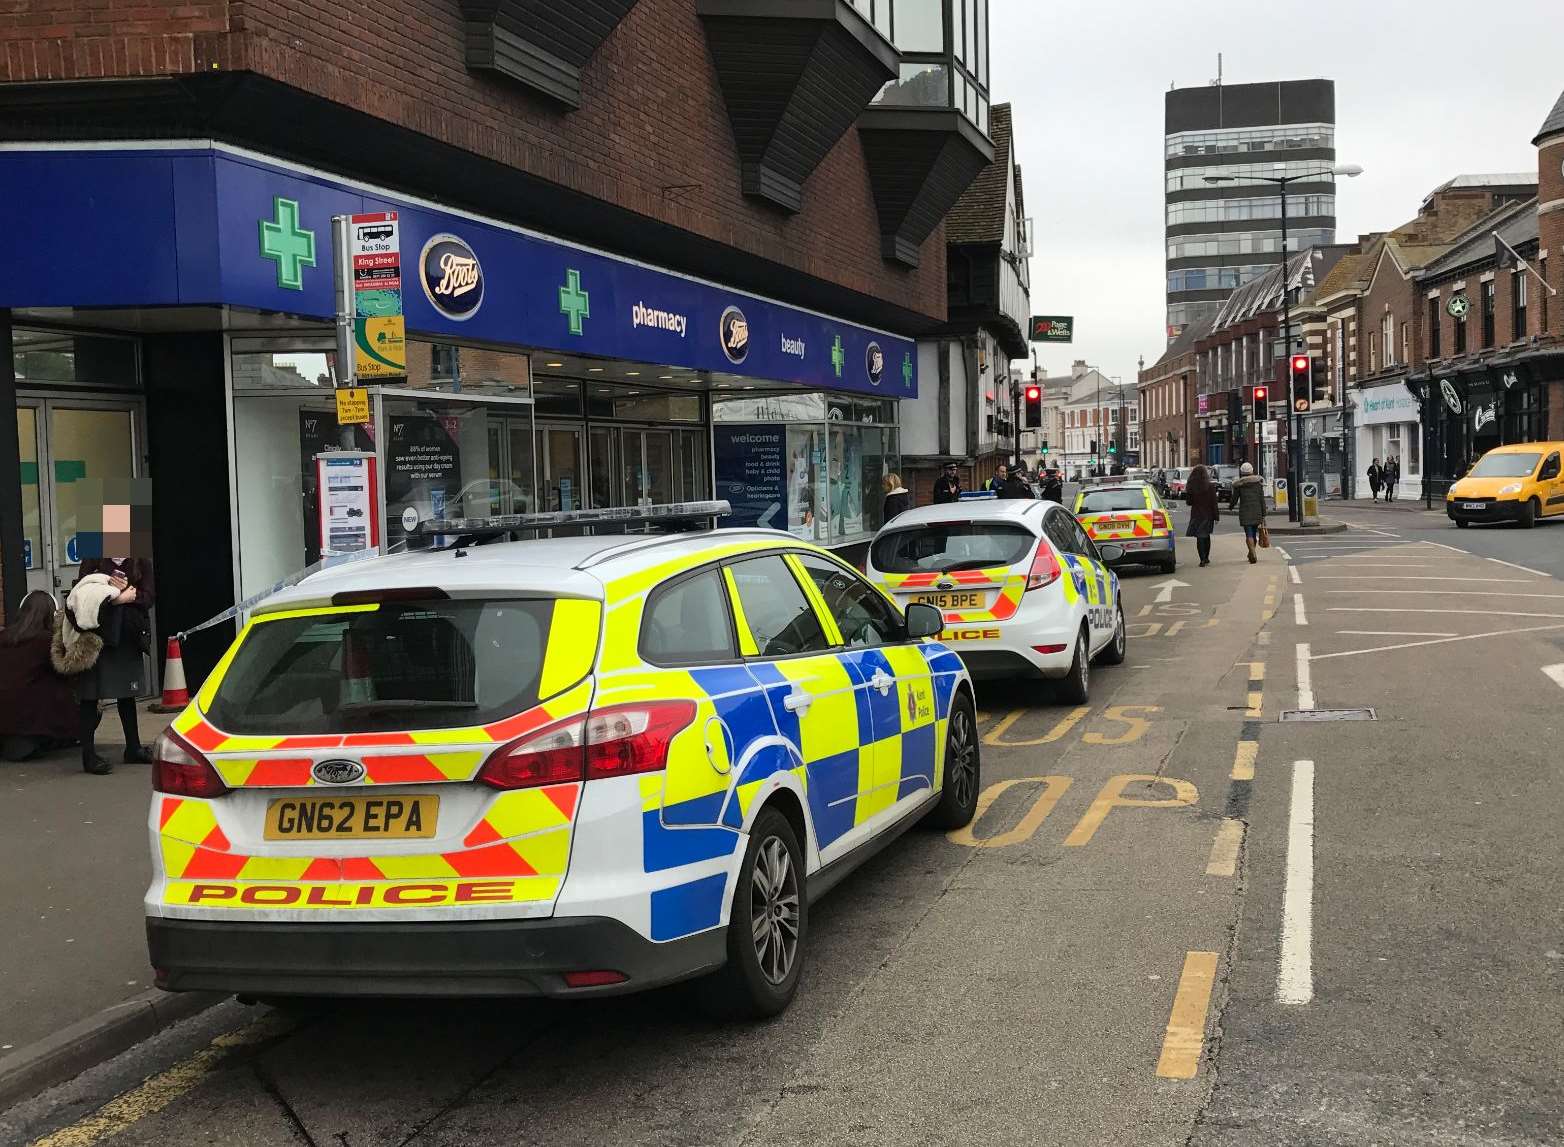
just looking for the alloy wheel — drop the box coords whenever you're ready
[751,835,800,986]
[947,706,977,811]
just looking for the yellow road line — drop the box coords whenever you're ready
[32,1014,292,1147]
[984,705,1090,748]
[1156,951,1220,1079]
[1231,741,1258,781]
[1246,690,1263,717]
[1206,819,1245,876]
[1248,663,1265,683]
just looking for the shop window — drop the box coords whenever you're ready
[1513,271,1528,340]
[1453,308,1466,355]
[1428,297,1441,358]
[1481,281,1495,348]
[12,328,139,389]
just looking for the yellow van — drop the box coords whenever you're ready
[1446,442,1564,528]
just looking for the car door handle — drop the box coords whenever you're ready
[782,689,813,714]
[870,670,894,695]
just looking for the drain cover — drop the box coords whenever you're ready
[1279,708,1377,722]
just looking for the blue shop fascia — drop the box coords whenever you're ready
[2,143,918,671]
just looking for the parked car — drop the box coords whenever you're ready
[1211,465,1242,501]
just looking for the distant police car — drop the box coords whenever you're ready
[864,497,1126,698]
[1072,482,1177,573]
[146,504,977,1018]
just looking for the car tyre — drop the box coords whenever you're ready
[1095,598,1127,666]
[1056,625,1091,704]
[699,806,806,1021]
[1519,499,1538,529]
[1454,518,1470,529]
[925,691,980,830]
[1160,556,1178,573]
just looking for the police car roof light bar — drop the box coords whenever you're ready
[413,500,733,545]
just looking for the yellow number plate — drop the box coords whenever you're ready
[911,591,985,609]
[263,795,439,841]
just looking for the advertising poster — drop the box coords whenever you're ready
[713,425,786,530]
[386,413,462,547]
[314,452,379,556]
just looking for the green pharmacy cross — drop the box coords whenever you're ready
[902,352,914,388]
[830,335,845,378]
[559,269,591,335]
[258,197,316,291]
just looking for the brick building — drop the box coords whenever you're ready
[1137,321,1206,472]
[0,0,1000,678]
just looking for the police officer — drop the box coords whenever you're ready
[985,463,1010,494]
[932,461,963,504]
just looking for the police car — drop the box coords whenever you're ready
[145,504,977,1018]
[1072,482,1177,573]
[864,497,1126,698]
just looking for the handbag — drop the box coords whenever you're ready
[1258,524,1271,549]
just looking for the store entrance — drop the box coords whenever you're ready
[16,398,146,597]
[538,424,585,512]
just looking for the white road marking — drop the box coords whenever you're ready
[1338,630,1457,637]
[1313,563,1432,568]
[1293,594,1308,626]
[1152,577,1190,604]
[1278,760,1315,1006]
[1288,566,1301,585]
[1329,607,1564,618]
[1311,622,1564,660]
[1328,589,1564,598]
[1421,541,1468,553]
[1257,630,1272,647]
[1313,576,1529,583]
[1295,643,1313,709]
[1274,546,1290,559]
[1487,557,1551,577]
[1543,664,1564,691]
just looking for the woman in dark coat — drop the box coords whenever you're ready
[882,473,911,522]
[1367,458,1383,502]
[0,591,79,761]
[1184,464,1220,567]
[74,556,155,774]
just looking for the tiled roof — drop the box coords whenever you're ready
[1314,250,1370,299]
[1535,89,1564,144]
[1420,197,1539,277]
[945,103,1012,246]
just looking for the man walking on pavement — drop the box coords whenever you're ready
[1385,456,1400,502]
[932,460,963,504]
[1230,461,1267,564]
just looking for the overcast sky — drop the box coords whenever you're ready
[991,0,1563,383]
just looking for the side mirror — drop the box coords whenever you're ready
[903,602,944,640]
[1095,542,1126,563]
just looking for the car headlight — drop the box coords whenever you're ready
[1498,483,1523,496]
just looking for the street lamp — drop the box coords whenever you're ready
[1203,162,1363,521]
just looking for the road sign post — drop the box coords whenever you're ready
[1302,481,1319,521]
[333,212,405,435]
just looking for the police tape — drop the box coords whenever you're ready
[177,548,383,641]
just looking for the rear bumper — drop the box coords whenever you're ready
[1446,498,1523,523]
[147,915,726,999]
[1094,535,1175,565]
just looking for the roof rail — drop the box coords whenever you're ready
[411,500,732,547]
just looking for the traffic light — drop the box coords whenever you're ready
[1024,385,1042,428]
[1108,442,1118,454]
[1090,439,1099,455]
[1290,354,1311,413]
[1251,384,1269,422]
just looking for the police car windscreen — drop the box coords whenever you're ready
[205,599,557,734]
[1078,490,1148,513]
[872,523,1036,574]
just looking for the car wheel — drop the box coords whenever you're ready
[1056,625,1091,704]
[1095,598,1127,666]
[699,806,806,1020]
[1160,556,1178,573]
[1519,499,1538,529]
[1454,518,1470,529]
[926,690,980,830]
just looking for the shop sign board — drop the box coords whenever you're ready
[713,425,786,529]
[1354,381,1420,426]
[0,147,915,399]
[1029,316,1073,343]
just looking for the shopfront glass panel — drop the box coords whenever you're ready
[13,328,139,389]
[589,427,616,509]
[788,426,829,542]
[17,405,43,577]
[49,407,137,577]
[677,429,707,503]
[622,429,674,508]
[538,426,584,512]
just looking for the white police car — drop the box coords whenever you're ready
[865,497,1126,699]
[146,505,977,1018]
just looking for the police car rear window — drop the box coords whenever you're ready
[871,524,1036,574]
[206,599,555,734]
[1078,489,1149,513]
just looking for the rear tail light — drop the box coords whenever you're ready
[152,729,229,798]
[1026,542,1062,591]
[1151,510,1169,530]
[477,700,698,790]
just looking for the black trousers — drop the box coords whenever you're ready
[1196,536,1212,563]
[80,697,141,762]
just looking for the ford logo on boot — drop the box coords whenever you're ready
[312,759,366,785]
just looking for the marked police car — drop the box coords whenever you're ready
[1072,482,1177,573]
[146,503,977,1018]
[864,497,1126,699]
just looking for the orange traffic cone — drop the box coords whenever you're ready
[152,636,190,712]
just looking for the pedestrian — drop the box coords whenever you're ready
[1384,456,1399,502]
[1000,466,1033,499]
[1367,457,1383,502]
[0,590,79,761]
[1184,464,1220,567]
[932,461,962,504]
[881,473,910,521]
[1230,462,1267,565]
[64,556,155,775]
[985,463,1009,493]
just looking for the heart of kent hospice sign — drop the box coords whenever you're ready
[351,212,407,380]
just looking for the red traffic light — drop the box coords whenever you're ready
[1290,354,1310,374]
[1254,386,1268,400]
[1025,386,1041,400]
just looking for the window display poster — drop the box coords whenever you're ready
[314,452,379,556]
[713,424,786,530]
[299,411,375,568]
[387,412,462,544]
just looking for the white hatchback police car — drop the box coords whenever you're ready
[865,497,1126,699]
[146,506,977,1018]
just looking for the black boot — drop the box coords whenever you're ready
[83,754,114,775]
[123,744,152,764]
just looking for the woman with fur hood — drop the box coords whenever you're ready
[55,557,155,774]
[0,590,79,761]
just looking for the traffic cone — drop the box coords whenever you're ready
[151,636,190,712]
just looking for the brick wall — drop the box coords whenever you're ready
[0,0,946,323]
[1539,131,1564,340]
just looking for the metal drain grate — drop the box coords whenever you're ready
[1279,708,1377,722]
